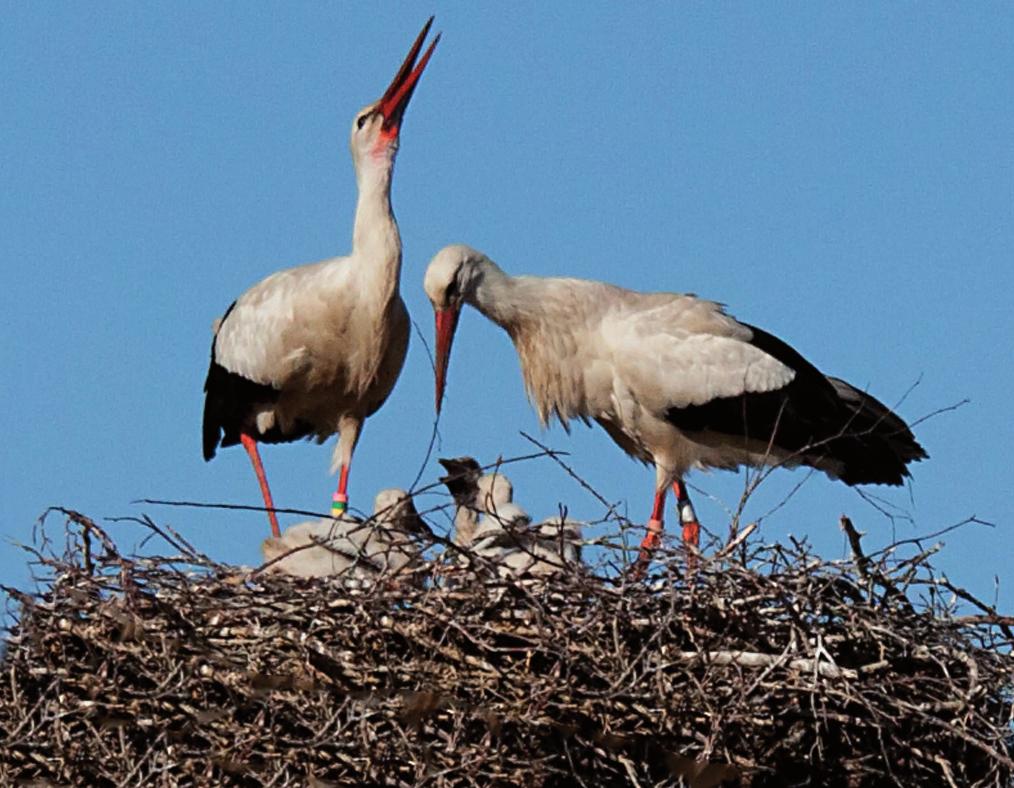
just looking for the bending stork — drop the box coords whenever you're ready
[424,244,927,562]
[202,19,440,537]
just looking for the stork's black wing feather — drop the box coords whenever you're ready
[665,323,926,485]
[201,302,311,461]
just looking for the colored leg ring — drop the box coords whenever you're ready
[331,492,348,516]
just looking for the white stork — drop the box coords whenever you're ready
[202,19,440,537]
[423,245,927,562]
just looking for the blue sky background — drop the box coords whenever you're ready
[3,4,1011,611]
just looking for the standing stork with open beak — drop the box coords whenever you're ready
[423,244,927,565]
[202,19,440,537]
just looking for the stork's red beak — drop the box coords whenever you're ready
[434,306,460,415]
[378,17,440,138]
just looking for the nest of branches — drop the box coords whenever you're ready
[1,507,1012,787]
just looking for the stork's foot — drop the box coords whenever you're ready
[673,480,701,570]
[641,518,664,551]
[639,517,664,558]
[683,521,701,574]
[628,518,664,579]
[629,553,650,581]
[630,516,704,580]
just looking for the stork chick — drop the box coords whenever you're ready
[261,487,424,580]
[438,457,582,577]
[437,456,483,547]
[472,474,582,577]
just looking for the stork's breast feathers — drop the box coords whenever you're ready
[514,321,587,427]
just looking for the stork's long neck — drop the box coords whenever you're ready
[470,260,534,330]
[470,257,591,426]
[351,164,402,301]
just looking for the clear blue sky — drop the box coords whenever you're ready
[3,4,1011,610]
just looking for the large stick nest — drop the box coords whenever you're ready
[1,508,1011,787]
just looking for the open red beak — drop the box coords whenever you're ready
[434,306,460,415]
[378,17,440,137]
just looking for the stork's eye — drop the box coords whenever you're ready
[445,277,460,302]
[356,113,370,130]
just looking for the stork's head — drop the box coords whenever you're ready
[349,17,439,171]
[438,456,483,504]
[424,244,488,414]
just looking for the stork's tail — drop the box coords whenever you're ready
[823,377,927,486]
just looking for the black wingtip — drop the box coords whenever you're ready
[202,426,218,462]
[202,366,221,462]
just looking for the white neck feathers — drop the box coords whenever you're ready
[350,162,401,298]
[466,260,592,427]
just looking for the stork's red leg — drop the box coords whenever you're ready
[672,479,701,573]
[628,490,666,578]
[632,488,667,573]
[641,489,666,552]
[632,481,701,578]
[240,433,281,538]
[672,479,700,547]
[331,463,351,517]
